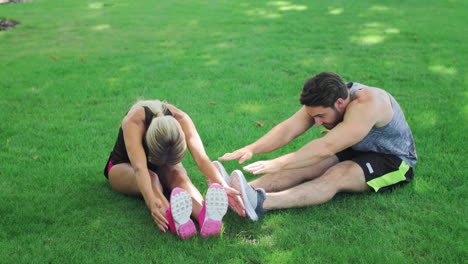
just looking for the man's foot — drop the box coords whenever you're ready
[198,183,229,237]
[230,170,267,221]
[166,187,197,239]
[212,161,231,185]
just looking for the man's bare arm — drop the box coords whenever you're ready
[244,97,383,174]
[220,107,314,163]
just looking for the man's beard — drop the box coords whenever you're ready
[324,108,343,129]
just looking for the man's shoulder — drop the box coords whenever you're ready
[353,86,386,101]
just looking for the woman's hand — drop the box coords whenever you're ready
[224,186,246,217]
[149,199,169,232]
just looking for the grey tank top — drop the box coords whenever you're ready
[348,82,418,167]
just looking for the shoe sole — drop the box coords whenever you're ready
[212,161,231,185]
[201,184,228,237]
[230,170,258,221]
[170,188,197,239]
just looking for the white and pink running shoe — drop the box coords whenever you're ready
[198,183,228,237]
[166,187,197,239]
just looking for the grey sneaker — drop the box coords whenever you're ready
[212,161,231,185]
[230,170,267,221]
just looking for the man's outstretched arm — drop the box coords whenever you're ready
[219,107,314,164]
[244,98,381,174]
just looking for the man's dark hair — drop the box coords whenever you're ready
[300,72,348,107]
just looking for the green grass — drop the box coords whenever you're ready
[1,0,466,263]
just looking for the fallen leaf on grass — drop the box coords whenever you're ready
[51,55,58,60]
[32,155,39,160]
[255,121,264,127]
[80,56,86,62]
[208,101,217,104]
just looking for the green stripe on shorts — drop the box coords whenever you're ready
[367,161,410,192]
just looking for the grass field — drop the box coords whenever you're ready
[1,0,467,263]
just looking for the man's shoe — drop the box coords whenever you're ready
[212,161,231,185]
[198,183,228,237]
[230,170,267,221]
[166,187,197,239]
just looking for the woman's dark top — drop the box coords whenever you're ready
[103,106,173,178]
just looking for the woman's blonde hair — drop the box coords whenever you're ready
[133,100,186,166]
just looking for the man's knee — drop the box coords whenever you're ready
[320,161,368,192]
[321,161,353,179]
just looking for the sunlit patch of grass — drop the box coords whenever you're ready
[277,5,307,11]
[88,2,104,9]
[119,66,133,72]
[369,5,391,11]
[267,1,290,6]
[205,59,220,65]
[107,77,121,87]
[245,8,282,19]
[92,24,110,31]
[351,34,385,45]
[384,28,400,34]
[429,65,457,75]
[328,7,344,15]
[239,103,265,113]
[268,1,308,11]
[214,42,234,49]
[350,22,401,45]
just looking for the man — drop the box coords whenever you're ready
[218,71,417,221]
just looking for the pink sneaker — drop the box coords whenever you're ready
[198,183,228,237]
[166,187,197,239]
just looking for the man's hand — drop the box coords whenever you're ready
[243,160,281,175]
[224,186,246,217]
[150,199,169,233]
[219,147,254,164]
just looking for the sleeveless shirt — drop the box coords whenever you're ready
[110,106,173,168]
[347,82,418,167]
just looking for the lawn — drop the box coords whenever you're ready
[0,0,466,263]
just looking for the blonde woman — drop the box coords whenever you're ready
[103,100,245,239]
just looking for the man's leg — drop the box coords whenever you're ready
[156,163,204,219]
[250,155,340,192]
[263,160,371,210]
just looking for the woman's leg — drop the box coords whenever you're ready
[108,163,169,208]
[156,163,203,220]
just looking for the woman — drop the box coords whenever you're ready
[103,100,244,239]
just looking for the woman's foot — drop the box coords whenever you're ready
[166,187,197,239]
[198,183,228,237]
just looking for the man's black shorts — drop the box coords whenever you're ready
[336,148,414,192]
